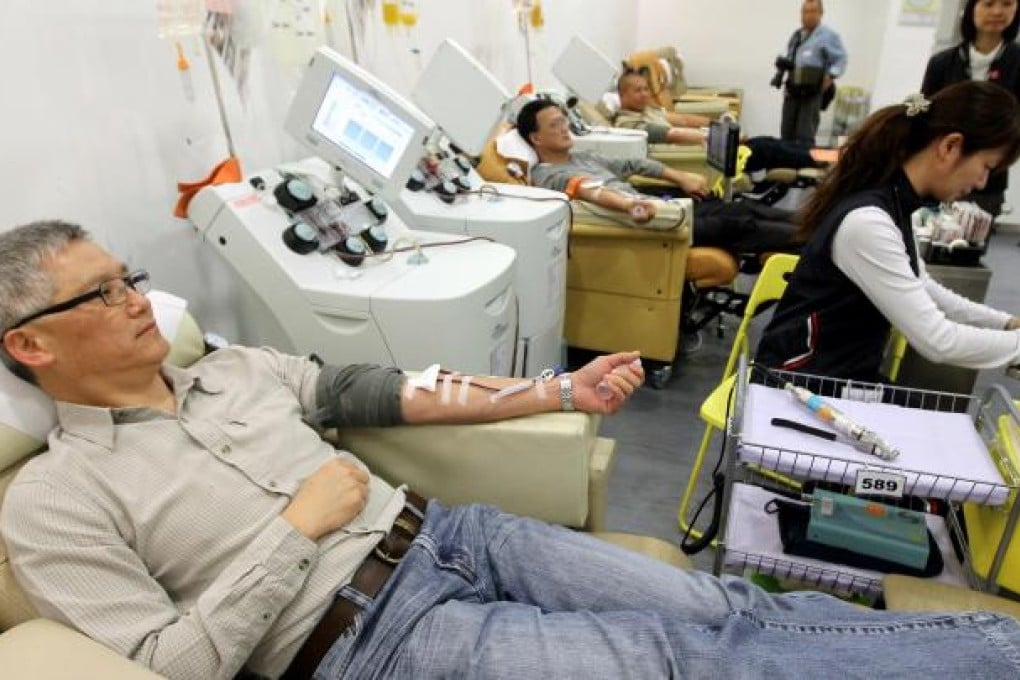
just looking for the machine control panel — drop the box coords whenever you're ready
[404,150,476,204]
[255,172,393,266]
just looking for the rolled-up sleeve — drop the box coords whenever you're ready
[614,109,670,143]
[313,364,406,428]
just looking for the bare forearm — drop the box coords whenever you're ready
[666,112,711,128]
[576,184,636,212]
[660,166,696,187]
[664,127,707,145]
[400,373,564,424]
[658,166,709,199]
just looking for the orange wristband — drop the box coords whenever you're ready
[565,175,585,199]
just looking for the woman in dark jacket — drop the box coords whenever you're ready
[922,0,1020,216]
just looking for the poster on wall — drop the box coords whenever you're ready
[205,2,254,102]
[899,0,941,27]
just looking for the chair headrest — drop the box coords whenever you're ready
[0,291,194,469]
[495,128,539,170]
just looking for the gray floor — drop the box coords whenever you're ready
[599,233,1020,572]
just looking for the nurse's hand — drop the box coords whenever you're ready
[1007,317,1020,330]
[571,351,644,414]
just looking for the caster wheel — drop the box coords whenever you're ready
[648,365,673,390]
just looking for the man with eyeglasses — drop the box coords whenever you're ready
[517,98,802,257]
[3,220,1020,680]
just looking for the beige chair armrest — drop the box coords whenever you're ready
[648,144,708,162]
[0,619,163,679]
[593,532,693,570]
[333,413,605,529]
[883,575,1020,622]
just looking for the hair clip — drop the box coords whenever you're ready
[903,92,931,118]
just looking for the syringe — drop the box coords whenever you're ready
[784,383,901,461]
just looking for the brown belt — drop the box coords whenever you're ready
[281,491,428,680]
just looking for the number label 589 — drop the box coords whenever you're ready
[854,470,906,498]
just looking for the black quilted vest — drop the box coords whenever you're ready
[755,172,923,381]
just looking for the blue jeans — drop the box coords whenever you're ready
[314,502,1020,679]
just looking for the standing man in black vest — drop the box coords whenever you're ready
[774,0,848,147]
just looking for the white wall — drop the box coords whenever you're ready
[634,0,891,140]
[345,0,637,97]
[870,1,938,109]
[0,1,249,341]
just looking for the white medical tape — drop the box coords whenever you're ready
[440,373,454,405]
[534,379,547,400]
[407,363,441,392]
[458,376,473,406]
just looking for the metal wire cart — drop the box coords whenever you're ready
[712,358,1020,604]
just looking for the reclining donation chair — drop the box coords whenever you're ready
[478,127,740,388]
[623,46,742,119]
[577,99,722,189]
[0,296,690,678]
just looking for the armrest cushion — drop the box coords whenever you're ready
[883,575,1020,622]
[333,413,601,528]
[648,144,709,161]
[0,619,163,679]
[569,197,694,237]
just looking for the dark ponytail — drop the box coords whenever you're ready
[797,80,1020,241]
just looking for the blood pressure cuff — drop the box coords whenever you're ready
[767,498,944,578]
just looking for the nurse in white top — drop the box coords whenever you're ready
[756,81,1020,382]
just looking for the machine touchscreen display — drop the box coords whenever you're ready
[312,74,415,181]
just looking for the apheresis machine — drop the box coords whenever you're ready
[401,40,570,377]
[552,36,648,160]
[188,52,519,375]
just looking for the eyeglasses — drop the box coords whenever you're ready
[6,270,151,332]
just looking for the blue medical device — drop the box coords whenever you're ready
[807,490,930,569]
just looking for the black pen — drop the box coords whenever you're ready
[770,417,837,441]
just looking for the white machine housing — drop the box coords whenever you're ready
[571,128,648,159]
[188,158,518,376]
[552,36,650,160]
[410,39,510,158]
[397,169,568,377]
[553,36,620,105]
[398,39,567,376]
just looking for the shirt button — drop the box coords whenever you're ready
[262,613,271,621]
[220,444,231,455]
[268,480,278,489]
[298,558,310,570]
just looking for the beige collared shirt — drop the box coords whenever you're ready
[0,346,405,680]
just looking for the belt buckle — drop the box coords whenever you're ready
[372,514,418,565]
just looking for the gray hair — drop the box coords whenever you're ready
[0,220,89,382]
